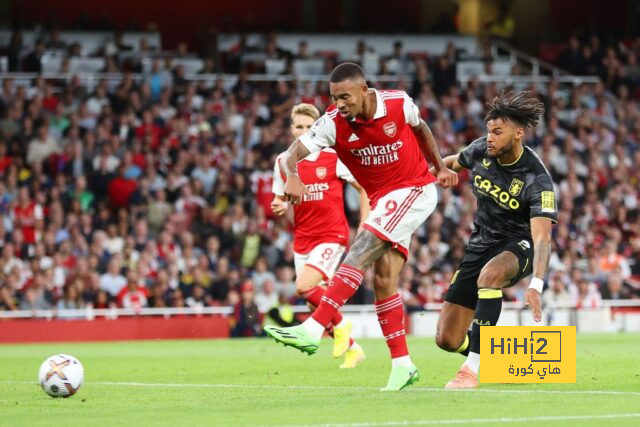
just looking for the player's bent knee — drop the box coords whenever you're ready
[295,281,312,296]
[435,331,460,352]
[477,267,506,288]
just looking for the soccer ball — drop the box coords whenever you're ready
[38,354,84,398]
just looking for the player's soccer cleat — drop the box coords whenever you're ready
[380,364,420,391]
[445,365,478,389]
[264,324,320,355]
[339,346,365,369]
[332,319,353,358]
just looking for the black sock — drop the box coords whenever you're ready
[457,330,471,357]
[469,288,503,354]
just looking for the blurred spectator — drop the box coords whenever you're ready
[99,257,127,298]
[12,187,44,247]
[255,279,278,312]
[27,124,60,166]
[573,278,602,309]
[542,273,573,307]
[117,270,149,309]
[230,281,262,337]
[485,4,515,42]
[264,293,297,327]
[19,280,51,311]
[251,256,276,291]
[598,241,631,279]
[5,32,24,71]
[600,271,635,300]
[56,280,84,317]
[23,39,45,73]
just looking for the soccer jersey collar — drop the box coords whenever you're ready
[498,144,525,167]
[350,89,386,123]
[372,89,387,119]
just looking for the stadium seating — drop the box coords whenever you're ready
[0,29,637,329]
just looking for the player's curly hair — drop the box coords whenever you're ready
[485,90,545,128]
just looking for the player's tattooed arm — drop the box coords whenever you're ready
[430,154,464,175]
[527,216,553,322]
[530,217,553,279]
[281,140,311,205]
[281,139,310,177]
[412,120,446,171]
[412,120,458,188]
[442,154,464,172]
[343,230,390,271]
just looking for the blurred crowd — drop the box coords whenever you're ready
[0,31,638,326]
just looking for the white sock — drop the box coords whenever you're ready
[391,355,413,368]
[463,352,480,374]
[302,317,326,340]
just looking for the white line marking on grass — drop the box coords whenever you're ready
[2,380,640,397]
[280,413,640,427]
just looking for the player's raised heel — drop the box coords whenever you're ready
[264,325,320,355]
[445,365,478,389]
[380,364,420,391]
[332,319,353,358]
[339,346,365,369]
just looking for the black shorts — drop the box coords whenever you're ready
[444,238,534,310]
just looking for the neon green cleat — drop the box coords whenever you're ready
[339,346,365,369]
[264,324,320,355]
[332,319,353,358]
[380,364,420,391]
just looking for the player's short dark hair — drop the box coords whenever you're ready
[330,62,366,83]
[485,91,545,128]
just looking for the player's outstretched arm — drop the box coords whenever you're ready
[411,120,458,188]
[430,154,464,175]
[525,217,553,322]
[281,139,311,205]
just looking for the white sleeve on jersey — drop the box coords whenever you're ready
[33,204,44,220]
[336,158,355,183]
[299,113,336,153]
[402,92,421,127]
[272,156,286,196]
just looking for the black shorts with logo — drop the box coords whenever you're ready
[444,238,534,310]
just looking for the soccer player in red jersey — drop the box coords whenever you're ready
[265,63,457,390]
[271,103,368,368]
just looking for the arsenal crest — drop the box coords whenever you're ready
[316,167,327,179]
[383,122,397,137]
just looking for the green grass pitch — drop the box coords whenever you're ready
[1,334,639,426]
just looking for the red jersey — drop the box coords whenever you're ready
[299,89,436,207]
[117,285,149,309]
[273,149,353,254]
[251,170,275,219]
[13,201,43,244]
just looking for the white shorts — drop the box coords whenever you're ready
[362,183,437,259]
[294,242,346,281]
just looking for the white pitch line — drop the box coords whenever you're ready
[279,413,640,427]
[3,380,640,397]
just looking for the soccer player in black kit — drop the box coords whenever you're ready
[433,91,557,388]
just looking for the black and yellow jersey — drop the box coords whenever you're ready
[458,137,558,250]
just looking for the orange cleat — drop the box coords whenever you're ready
[445,365,478,389]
